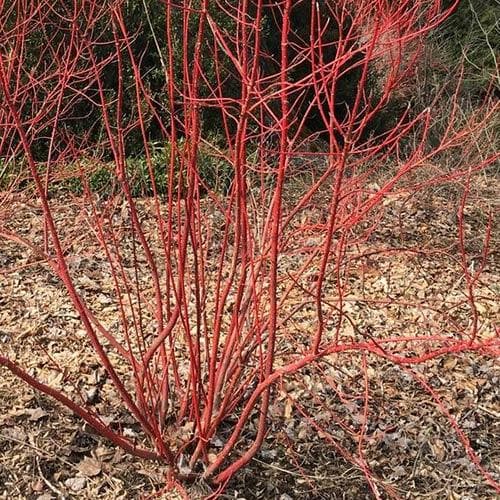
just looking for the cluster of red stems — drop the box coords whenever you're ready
[0,0,498,497]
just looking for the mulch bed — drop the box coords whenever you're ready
[1,175,498,499]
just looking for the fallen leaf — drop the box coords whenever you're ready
[27,408,48,421]
[430,439,446,461]
[65,477,86,491]
[2,426,27,441]
[77,457,101,477]
[442,357,458,370]
[284,398,293,419]
[31,479,44,492]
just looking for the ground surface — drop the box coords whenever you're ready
[0,174,498,499]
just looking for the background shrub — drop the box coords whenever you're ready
[432,0,499,96]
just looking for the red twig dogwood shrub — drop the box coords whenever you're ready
[0,0,498,496]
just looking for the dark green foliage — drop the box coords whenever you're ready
[4,0,368,155]
[435,0,499,95]
[258,2,364,141]
[0,159,26,191]
[124,140,233,197]
[40,140,233,198]
[4,0,446,193]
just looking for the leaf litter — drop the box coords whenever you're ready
[0,175,498,499]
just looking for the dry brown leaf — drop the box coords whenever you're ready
[430,439,446,461]
[65,476,87,491]
[31,479,44,492]
[77,457,102,477]
[442,357,458,370]
[27,408,48,421]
